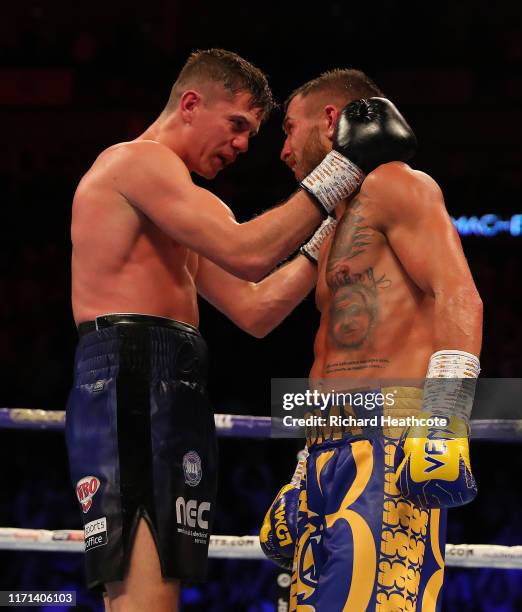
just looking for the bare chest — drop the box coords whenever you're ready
[316,199,388,310]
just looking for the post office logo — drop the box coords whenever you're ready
[84,516,108,551]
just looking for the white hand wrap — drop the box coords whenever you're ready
[290,446,308,488]
[300,150,365,214]
[300,217,337,264]
[423,350,481,421]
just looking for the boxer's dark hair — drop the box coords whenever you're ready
[285,69,384,113]
[166,48,275,118]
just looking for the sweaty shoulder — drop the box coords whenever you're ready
[91,140,236,222]
[359,161,444,223]
[93,140,197,210]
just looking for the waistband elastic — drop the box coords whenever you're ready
[78,313,200,337]
[73,313,207,383]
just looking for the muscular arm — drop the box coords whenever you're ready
[196,253,317,338]
[370,162,483,356]
[109,141,323,282]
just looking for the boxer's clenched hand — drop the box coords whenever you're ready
[259,448,307,569]
[301,97,417,215]
[394,350,480,508]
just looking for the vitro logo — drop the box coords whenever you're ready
[175,497,211,530]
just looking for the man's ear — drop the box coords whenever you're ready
[324,105,340,141]
[180,90,202,124]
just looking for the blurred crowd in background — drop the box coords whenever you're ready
[1,1,521,609]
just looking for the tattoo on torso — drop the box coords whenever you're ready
[325,358,390,374]
[325,201,391,351]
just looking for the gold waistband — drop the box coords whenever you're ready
[305,386,424,447]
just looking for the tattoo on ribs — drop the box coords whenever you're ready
[325,358,390,374]
[326,202,391,350]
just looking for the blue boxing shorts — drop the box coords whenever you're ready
[290,387,447,611]
[65,314,217,590]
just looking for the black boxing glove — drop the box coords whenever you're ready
[300,97,417,215]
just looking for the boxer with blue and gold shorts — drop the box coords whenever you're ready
[269,67,481,610]
[290,388,447,612]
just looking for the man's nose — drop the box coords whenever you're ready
[232,134,249,154]
[280,138,291,162]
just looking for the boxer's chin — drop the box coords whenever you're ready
[296,162,313,182]
[195,163,219,180]
[293,161,314,183]
[293,167,306,182]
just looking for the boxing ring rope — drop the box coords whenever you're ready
[1,408,521,571]
[1,408,521,441]
[0,529,521,570]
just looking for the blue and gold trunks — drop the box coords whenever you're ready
[291,388,447,611]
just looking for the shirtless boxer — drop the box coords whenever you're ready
[260,69,483,611]
[66,50,416,612]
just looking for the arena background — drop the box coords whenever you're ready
[0,1,521,609]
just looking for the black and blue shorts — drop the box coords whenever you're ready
[65,314,217,590]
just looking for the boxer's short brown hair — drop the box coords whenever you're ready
[167,48,274,118]
[285,68,384,114]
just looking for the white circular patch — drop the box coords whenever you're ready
[183,451,202,487]
[277,573,291,588]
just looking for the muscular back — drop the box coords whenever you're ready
[71,145,199,325]
[313,166,436,380]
